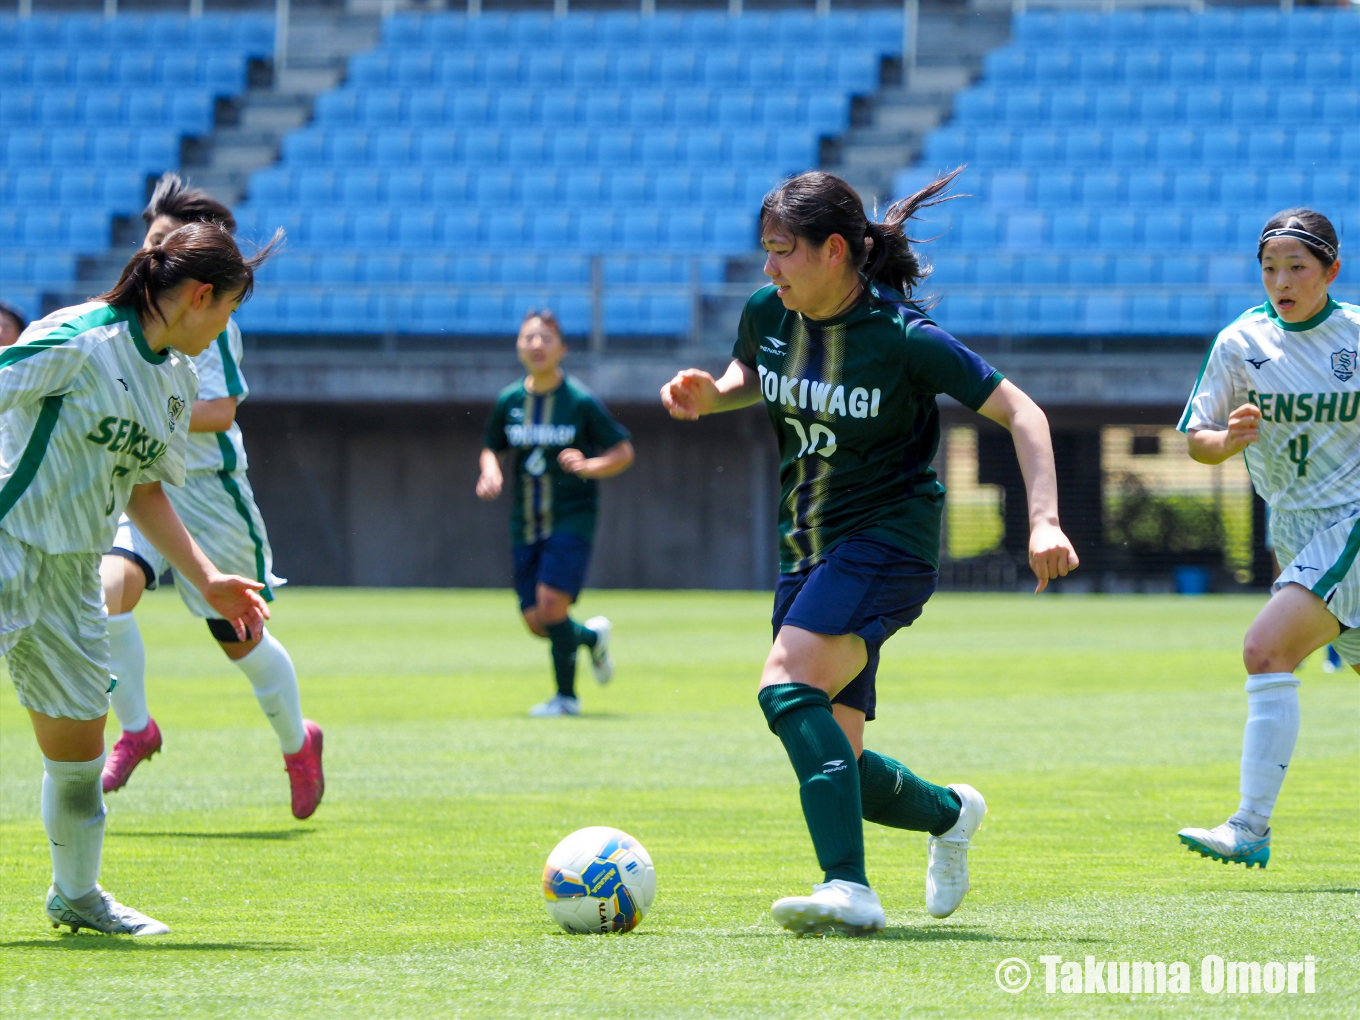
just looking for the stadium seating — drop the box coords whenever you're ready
[0,13,269,319]
[237,10,903,337]
[897,8,1360,337]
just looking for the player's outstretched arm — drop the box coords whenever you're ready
[559,440,635,480]
[188,395,238,433]
[661,360,761,420]
[1187,403,1261,465]
[125,481,269,639]
[978,380,1080,593]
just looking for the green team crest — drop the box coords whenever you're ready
[166,394,186,431]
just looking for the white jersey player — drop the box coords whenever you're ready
[99,174,324,820]
[1176,208,1358,869]
[1,223,273,936]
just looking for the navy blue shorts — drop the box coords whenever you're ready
[772,536,937,722]
[513,533,593,611]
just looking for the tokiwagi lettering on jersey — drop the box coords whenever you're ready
[756,365,883,420]
[484,375,630,546]
[1179,299,1360,510]
[504,422,578,448]
[0,302,197,554]
[734,281,1003,573]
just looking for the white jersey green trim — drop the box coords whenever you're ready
[185,317,250,473]
[0,302,197,554]
[213,431,272,600]
[1179,297,1360,511]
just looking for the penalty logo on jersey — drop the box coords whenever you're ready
[166,395,186,432]
[1331,349,1357,383]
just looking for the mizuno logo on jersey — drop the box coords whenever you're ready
[755,365,881,419]
[85,415,169,466]
[1247,389,1360,424]
[1245,357,1271,369]
[504,422,576,447]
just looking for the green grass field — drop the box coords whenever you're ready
[2,589,1357,1018]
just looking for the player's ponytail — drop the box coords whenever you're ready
[99,221,282,324]
[760,168,965,301]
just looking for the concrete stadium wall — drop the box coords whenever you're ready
[237,401,782,591]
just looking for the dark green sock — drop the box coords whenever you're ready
[545,620,579,698]
[858,749,961,836]
[570,619,597,649]
[758,683,868,887]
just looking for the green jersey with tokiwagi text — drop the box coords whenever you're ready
[484,375,631,546]
[734,281,1003,573]
[0,302,197,554]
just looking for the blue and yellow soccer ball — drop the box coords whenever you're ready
[542,826,656,934]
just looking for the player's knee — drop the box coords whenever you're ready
[1241,630,1295,674]
[535,595,569,625]
[522,611,548,638]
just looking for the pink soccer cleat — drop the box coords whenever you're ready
[283,720,324,820]
[102,718,162,793]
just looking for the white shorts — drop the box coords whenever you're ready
[0,530,113,721]
[112,470,285,620]
[1272,502,1360,665]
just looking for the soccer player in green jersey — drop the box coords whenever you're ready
[662,170,1079,935]
[478,310,634,717]
[1,223,275,935]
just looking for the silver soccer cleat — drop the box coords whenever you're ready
[584,616,614,685]
[46,885,170,936]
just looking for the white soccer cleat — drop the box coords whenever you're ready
[45,885,170,936]
[925,783,987,919]
[528,694,581,718]
[1178,817,1271,869]
[584,616,614,685]
[770,879,886,936]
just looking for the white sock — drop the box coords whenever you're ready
[42,754,107,903]
[234,628,306,755]
[1233,672,1301,835]
[106,611,150,733]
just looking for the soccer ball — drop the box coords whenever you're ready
[542,826,656,934]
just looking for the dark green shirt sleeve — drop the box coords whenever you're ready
[583,396,630,452]
[731,292,763,368]
[484,395,508,451]
[904,321,1004,411]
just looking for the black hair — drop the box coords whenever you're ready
[142,172,237,234]
[521,307,564,340]
[759,167,965,299]
[0,299,26,335]
[1257,208,1339,267]
[99,221,281,324]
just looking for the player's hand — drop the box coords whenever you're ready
[202,574,269,641]
[1029,523,1078,594]
[558,448,588,476]
[1226,403,1262,454]
[476,470,502,500]
[661,369,720,420]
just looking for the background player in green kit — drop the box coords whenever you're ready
[98,175,323,820]
[662,170,1079,935]
[1,223,273,935]
[477,310,634,717]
